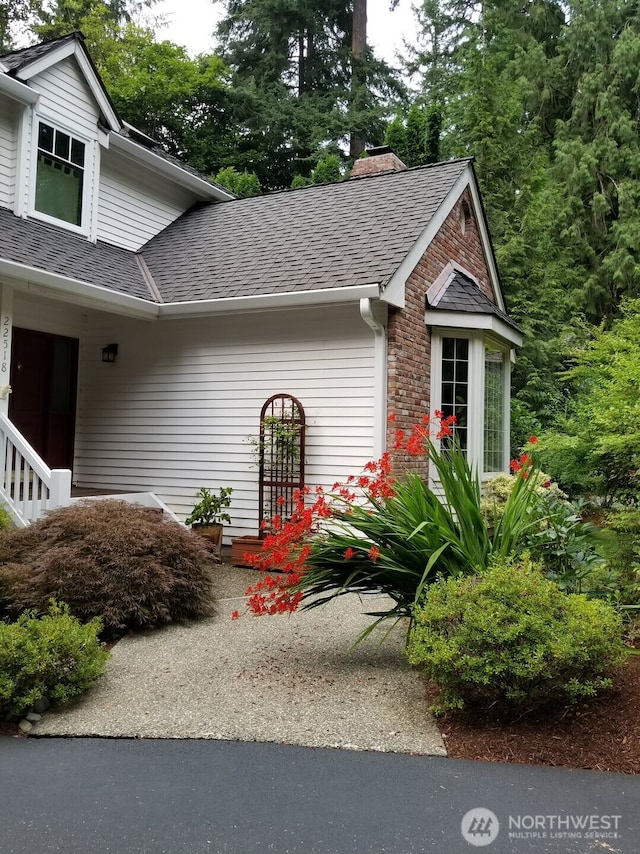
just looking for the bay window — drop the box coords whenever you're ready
[431,332,511,477]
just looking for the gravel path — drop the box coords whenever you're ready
[32,562,445,755]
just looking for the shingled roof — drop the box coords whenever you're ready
[0,159,479,308]
[428,268,521,332]
[142,158,471,303]
[0,208,151,300]
[0,33,79,73]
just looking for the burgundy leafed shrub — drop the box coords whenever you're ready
[0,501,216,630]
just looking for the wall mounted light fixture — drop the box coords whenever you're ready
[101,343,118,363]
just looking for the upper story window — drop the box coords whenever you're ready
[34,122,85,227]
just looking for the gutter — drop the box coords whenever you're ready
[0,259,158,320]
[158,284,381,317]
[0,74,39,105]
[0,257,381,320]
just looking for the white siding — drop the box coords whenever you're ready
[74,305,377,538]
[28,58,99,233]
[97,153,195,250]
[13,291,87,339]
[0,95,18,210]
[30,58,99,138]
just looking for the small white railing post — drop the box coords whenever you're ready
[49,469,72,510]
[0,413,72,525]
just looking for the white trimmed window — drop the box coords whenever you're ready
[431,331,511,477]
[33,121,86,228]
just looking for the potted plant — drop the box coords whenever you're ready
[186,487,232,558]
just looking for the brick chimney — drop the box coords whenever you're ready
[350,145,407,178]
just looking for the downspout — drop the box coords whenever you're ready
[360,297,387,458]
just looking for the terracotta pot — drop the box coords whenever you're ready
[231,535,265,567]
[192,522,223,558]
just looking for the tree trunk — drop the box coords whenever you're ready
[349,0,367,159]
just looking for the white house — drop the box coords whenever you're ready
[0,32,522,540]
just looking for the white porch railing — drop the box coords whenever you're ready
[0,413,72,527]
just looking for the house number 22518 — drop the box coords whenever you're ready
[2,316,9,373]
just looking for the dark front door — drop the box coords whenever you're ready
[9,328,78,470]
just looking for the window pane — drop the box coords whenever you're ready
[442,338,455,360]
[54,130,70,160]
[456,338,469,360]
[440,337,469,454]
[442,360,454,382]
[38,123,54,152]
[35,153,83,226]
[71,138,85,167]
[484,350,505,472]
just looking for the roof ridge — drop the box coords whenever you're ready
[0,31,83,64]
[221,157,473,205]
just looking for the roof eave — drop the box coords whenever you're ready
[0,72,39,105]
[158,284,381,317]
[425,308,523,347]
[109,133,234,202]
[0,258,158,320]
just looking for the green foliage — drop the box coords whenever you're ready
[406,556,626,713]
[185,487,233,526]
[33,0,151,41]
[215,0,405,188]
[0,500,216,630]
[298,438,541,629]
[0,505,13,530]
[383,102,442,166]
[291,174,312,189]
[538,299,640,502]
[311,152,343,185]
[0,601,109,718]
[214,166,261,197]
[599,508,640,606]
[481,471,603,592]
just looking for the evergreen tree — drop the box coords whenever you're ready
[214,165,261,196]
[552,0,640,321]
[215,0,404,188]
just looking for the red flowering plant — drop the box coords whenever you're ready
[239,413,542,638]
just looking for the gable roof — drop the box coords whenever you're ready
[2,158,514,322]
[429,267,521,331]
[0,34,231,199]
[1,32,121,130]
[142,159,471,303]
[0,35,77,72]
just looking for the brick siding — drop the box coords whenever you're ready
[386,189,494,475]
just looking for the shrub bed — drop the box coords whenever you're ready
[0,601,109,718]
[406,556,626,713]
[0,501,216,631]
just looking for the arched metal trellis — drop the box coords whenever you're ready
[258,394,305,536]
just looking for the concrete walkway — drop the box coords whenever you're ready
[33,562,445,755]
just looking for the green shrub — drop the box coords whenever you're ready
[0,500,216,631]
[599,508,640,604]
[0,601,109,718]
[0,504,13,530]
[481,472,604,593]
[406,556,626,713]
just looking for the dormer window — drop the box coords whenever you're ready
[34,122,85,227]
